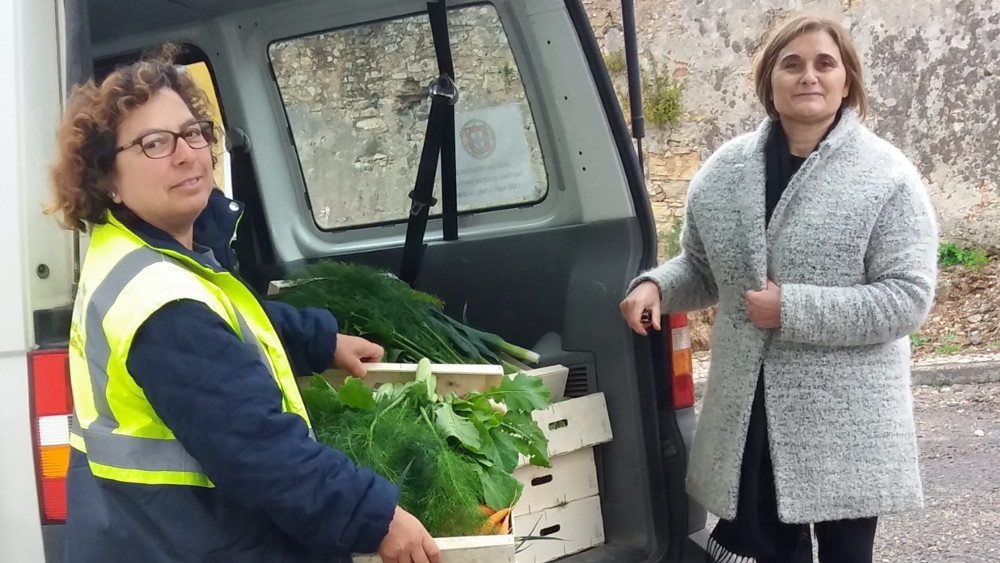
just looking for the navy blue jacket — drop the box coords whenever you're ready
[65,192,398,563]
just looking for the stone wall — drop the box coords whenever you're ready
[270,5,544,229]
[584,0,1000,250]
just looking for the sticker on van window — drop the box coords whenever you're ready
[456,103,537,209]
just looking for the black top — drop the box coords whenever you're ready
[765,121,807,227]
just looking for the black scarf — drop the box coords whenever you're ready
[764,110,842,226]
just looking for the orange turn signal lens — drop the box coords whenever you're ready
[39,445,71,479]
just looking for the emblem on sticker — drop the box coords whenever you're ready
[460,118,496,159]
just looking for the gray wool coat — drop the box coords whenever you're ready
[631,109,938,523]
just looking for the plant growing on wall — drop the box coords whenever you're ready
[604,50,626,74]
[658,214,684,259]
[643,73,683,127]
[613,63,684,128]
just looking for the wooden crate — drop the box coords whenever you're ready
[512,496,605,563]
[310,364,601,563]
[305,363,569,400]
[353,534,515,563]
[519,392,612,466]
[534,392,612,457]
[524,364,569,401]
[513,448,598,517]
[512,393,612,561]
[307,362,505,397]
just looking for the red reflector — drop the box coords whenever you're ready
[31,351,72,416]
[668,314,688,330]
[28,349,71,525]
[671,373,695,409]
[41,477,68,522]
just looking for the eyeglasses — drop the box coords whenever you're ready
[116,120,218,159]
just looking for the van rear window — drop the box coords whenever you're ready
[269,5,548,230]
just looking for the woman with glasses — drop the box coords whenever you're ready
[48,46,440,563]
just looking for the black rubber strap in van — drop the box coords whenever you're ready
[400,0,459,285]
[429,1,458,243]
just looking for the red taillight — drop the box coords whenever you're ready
[666,315,694,409]
[28,349,72,524]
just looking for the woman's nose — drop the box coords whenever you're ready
[171,137,196,165]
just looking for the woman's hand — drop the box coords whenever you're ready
[378,506,441,563]
[333,334,384,378]
[620,281,662,336]
[746,280,782,329]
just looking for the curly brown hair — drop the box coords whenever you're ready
[48,44,219,232]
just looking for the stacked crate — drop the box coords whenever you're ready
[511,367,613,563]
[348,363,613,563]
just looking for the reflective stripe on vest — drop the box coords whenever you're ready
[69,214,312,487]
[80,247,211,484]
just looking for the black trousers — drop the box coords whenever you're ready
[811,517,878,563]
[711,513,878,562]
[709,374,878,563]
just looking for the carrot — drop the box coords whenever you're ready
[479,505,496,517]
[479,506,513,535]
[495,509,511,535]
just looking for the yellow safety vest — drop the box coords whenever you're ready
[68,211,312,487]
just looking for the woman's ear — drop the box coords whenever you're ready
[110,190,121,204]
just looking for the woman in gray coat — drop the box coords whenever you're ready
[620,16,937,563]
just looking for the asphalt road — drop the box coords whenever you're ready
[875,382,1000,562]
[695,379,1000,562]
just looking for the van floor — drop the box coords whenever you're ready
[548,544,647,562]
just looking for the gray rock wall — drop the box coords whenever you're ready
[585,0,1000,249]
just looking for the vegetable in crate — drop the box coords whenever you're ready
[302,359,551,537]
[271,261,540,373]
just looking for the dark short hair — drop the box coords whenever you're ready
[49,44,218,232]
[753,16,868,120]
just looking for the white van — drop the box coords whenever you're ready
[1,0,709,561]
